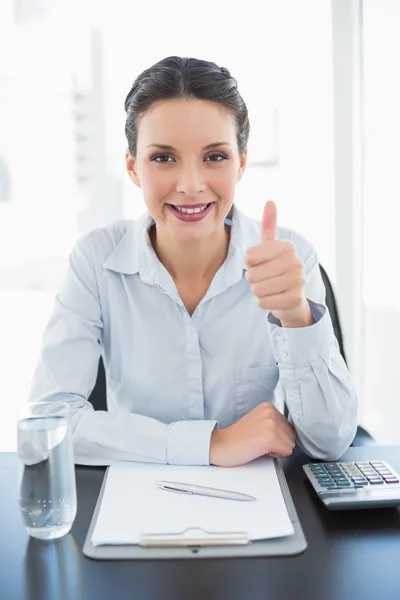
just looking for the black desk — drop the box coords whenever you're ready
[1,446,400,600]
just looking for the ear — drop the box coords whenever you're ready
[236,148,248,183]
[125,149,141,188]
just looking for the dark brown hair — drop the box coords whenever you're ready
[124,56,250,157]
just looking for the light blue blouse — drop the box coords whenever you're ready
[29,206,358,465]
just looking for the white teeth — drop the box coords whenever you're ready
[175,204,209,214]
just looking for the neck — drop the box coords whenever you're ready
[150,225,230,283]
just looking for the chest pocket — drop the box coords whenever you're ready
[234,366,279,421]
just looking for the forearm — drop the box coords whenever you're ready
[268,304,358,460]
[284,357,358,460]
[70,401,217,466]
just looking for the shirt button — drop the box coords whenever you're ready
[277,336,285,343]
[280,351,288,360]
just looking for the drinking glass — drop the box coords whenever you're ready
[17,401,77,540]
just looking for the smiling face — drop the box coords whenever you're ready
[126,98,247,243]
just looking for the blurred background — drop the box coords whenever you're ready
[0,0,399,450]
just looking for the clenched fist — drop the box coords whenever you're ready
[209,403,296,467]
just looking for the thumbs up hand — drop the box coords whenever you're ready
[245,201,314,328]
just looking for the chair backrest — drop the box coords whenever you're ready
[318,264,373,445]
[89,356,107,411]
[319,264,347,364]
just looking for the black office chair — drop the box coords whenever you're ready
[89,355,107,412]
[88,266,374,446]
[319,264,374,446]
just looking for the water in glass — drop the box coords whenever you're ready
[18,405,77,540]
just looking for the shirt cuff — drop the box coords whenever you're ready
[267,300,333,365]
[166,420,218,465]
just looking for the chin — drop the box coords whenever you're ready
[173,224,213,243]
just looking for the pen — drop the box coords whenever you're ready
[155,481,256,502]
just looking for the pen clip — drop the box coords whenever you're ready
[157,483,193,495]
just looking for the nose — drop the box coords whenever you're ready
[175,164,206,198]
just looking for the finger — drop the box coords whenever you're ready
[246,255,292,284]
[261,405,297,443]
[276,430,296,455]
[265,427,295,457]
[277,419,297,444]
[268,410,297,442]
[245,241,293,268]
[255,290,303,312]
[261,200,277,244]
[250,273,300,299]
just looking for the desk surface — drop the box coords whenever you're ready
[1,446,400,600]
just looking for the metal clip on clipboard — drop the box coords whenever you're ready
[140,527,250,548]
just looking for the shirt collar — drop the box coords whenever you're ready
[102,212,155,280]
[102,205,258,281]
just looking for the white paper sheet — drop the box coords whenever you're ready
[90,457,294,546]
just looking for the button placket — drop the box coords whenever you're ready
[184,316,205,420]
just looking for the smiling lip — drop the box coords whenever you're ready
[169,203,209,209]
[166,202,214,222]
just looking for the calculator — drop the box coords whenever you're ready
[303,461,400,510]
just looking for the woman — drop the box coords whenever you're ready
[29,56,358,467]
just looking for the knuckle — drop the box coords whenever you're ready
[266,418,277,432]
[245,246,259,264]
[283,241,296,255]
[257,297,266,309]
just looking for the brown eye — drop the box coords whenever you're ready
[205,153,228,162]
[150,154,174,163]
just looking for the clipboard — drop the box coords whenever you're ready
[82,459,307,560]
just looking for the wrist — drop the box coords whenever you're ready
[279,299,314,328]
[209,428,226,466]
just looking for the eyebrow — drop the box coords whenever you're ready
[146,142,231,151]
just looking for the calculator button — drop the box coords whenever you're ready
[317,478,333,484]
[352,477,367,483]
[383,477,399,483]
[369,479,384,485]
[336,481,352,487]
[319,481,336,487]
